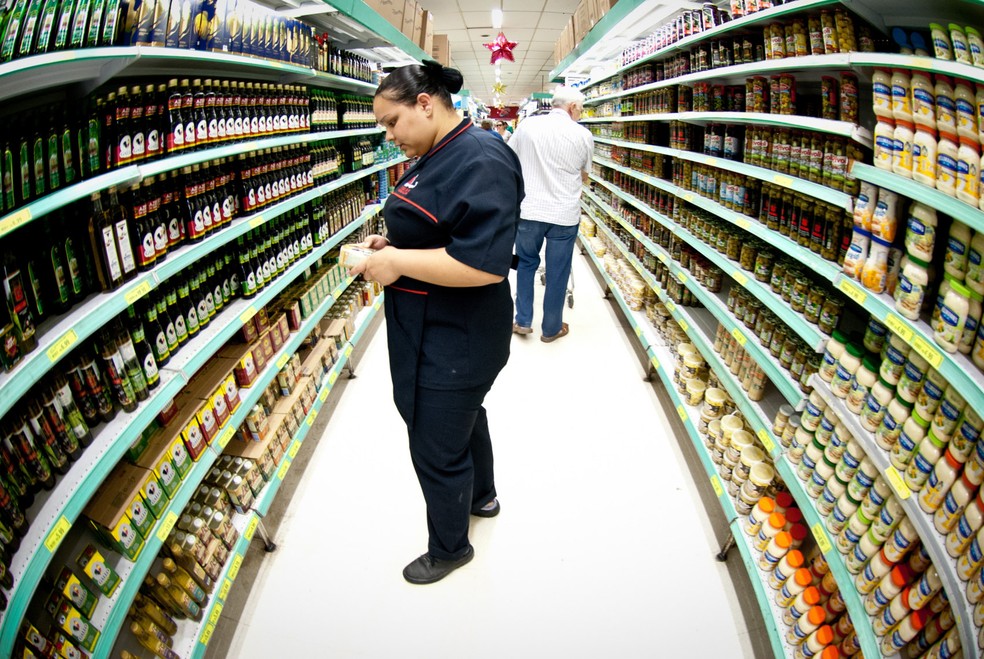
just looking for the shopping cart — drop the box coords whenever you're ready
[538,265,575,308]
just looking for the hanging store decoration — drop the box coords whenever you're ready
[492,81,507,96]
[484,32,517,64]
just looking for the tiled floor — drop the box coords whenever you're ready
[206,250,770,658]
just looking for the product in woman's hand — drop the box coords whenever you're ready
[339,244,376,269]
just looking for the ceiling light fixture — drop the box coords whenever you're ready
[492,8,503,29]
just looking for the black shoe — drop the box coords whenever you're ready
[471,498,500,518]
[403,546,475,585]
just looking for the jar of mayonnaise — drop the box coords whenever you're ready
[918,449,963,513]
[967,230,984,294]
[832,343,863,398]
[957,136,981,205]
[933,384,966,439]
[904,426,948,491]
[847,357,879,415]
[873,118,896,171]
[945,219,972,279]
[861,376,895,432]
[880,331,910,386]
[912,71,936,128]
[957,79,978,140]
[937,131,960,195]
[960,288,982,354]
[895,255,930,320]
[931,23,953,59]
[934,472,977,533]
[897,350,929,403]
[872,68,893,119]
[905,202,938,261]
[935,278,972,353]
[916,367,947,421]
[912,125,938,185]
[967,27,984,66]
[892,119,916,178]
[876,394,914,450]
[819,331,847,383]
[936,75,957,134]
[891,69,913,121]
[951,24,972,64]
[891,413,931,471]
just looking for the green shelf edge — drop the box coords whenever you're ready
[0,157,403,424]
[592,154,841,283]
[830,271,984,428]
[593,137,852,211]
[547,0,651,82]
[324,0,430,62]
[569,0,843,89]
[91,262,372,658]
[810,374,982,658]
[852,162,984,236]
[588,176,829,353]
[187,293,383,659]
[0,370,188,655]
[580,232,791,659]
[584,191,805,407]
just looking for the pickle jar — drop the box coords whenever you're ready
[818,297,843,334]
[790,274,811,314]
[804,285,825,324]
[740,242,758,271]
[780,337,799,371]
[754,250,774,282]
[726,233,741,260]
[770,260,787,294]
[770,325,788,358]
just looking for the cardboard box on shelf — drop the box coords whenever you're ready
[217,342,260,388]
[369,0,404,30]
[401,0,417,39]
[432,34,449,66]
[573,0,594,43]
[559,16,575,54]
[83,462,156,560]
[417,9,434,53]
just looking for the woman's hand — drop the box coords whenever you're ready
[360,234,390,250]
[351,246,401,286]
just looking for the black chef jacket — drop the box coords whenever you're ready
[382,118,524,425]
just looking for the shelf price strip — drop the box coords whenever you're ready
[811,522,833,554]
[46,330,78,363]
[884,466,912,500]
[43,516,71,553]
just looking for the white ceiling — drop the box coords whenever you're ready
[422,0,582,107]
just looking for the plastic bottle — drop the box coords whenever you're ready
[931,23,953,59]
[946,490,984,557]
[783,586,822,627]
[872,68,893,119]
[759,531,793,571]
[895,256,930,320]
[892,119,916,178]
[769,549,805,591]
[958,527,984,580]
[937,131,959,196]
[968,27,984,67]
[892,413,932,471]
[837,507,873,555]
[828,491,862,536]
[916,368,947,421]
[945,220,972,280]
[872,586,913,636]
[880,608,930,655]
[847,357,878,415]
[912,71,936,128]
[919,449,963,513]
[935,278,972,352]
[819,331,847,383]
[905,428,948,491]
[934,472,979,533]
[969,564,984,604]
[756,512,786,551]
[871,495,905,542]
[892,69,913,122]
[880,332,910,386]
[797,625,834,658]
[957,136,981,205]
[883,517,919,563]
[865,564,913,615]
[831,344,863,399]
[876,394,914,451]
[908,566,943,610]
[933,385,967,440]
[861,377,894,432]
[951,24,972,64]
[936,75,957,135]
[960,289,982,353]
[953,408,984,462]
[777,567,815,608]
[852,464,883,514]
[862,236,891,293]
[786,605,827,646]
[897,351,929,404]
[975,318,984,370]
[855,547,895,594]
[874,117,897,171]
[957,80,979,140]
[967,230,984,295]
[913,126,938,185]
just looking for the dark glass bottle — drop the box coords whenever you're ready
[139,300,169,367]
[78,351,117,422]
[2,249,38,353]
[100,331,138,412]
[50,373,93,447]
[25,403,70,475]
[165,286,187,346]
[7,415,56,490]
[129,84,146,163]
[192,78,208,146]
[60,366,100,428]
[117,318,154,395]
[155,292,179,354]
[40,382,83,461]
[166,78,185,153]
[180,78,196,151]
[41,219,71,314]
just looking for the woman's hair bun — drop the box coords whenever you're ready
[422,59,463,95]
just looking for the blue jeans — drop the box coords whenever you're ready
[514,219,578,337]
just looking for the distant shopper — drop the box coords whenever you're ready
[481,118,503,139]
[508,85,593,342]
[495,120,510,142]
[349,61,524,585]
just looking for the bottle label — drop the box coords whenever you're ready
[114,220,136,273]
[100,225,123,282]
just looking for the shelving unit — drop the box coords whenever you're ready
[810,374,980,659]
[173,294,383,659]
[582,197,883,658]
[0,197,384,656]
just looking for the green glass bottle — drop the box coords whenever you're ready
[0,0,27,62]
[32,0,59,53]
[51,0,75,50]
[46,115,61,192]
[15,0,45,58]
[84,0,105,47]
[67,0,90,49]
[1,139,15,211]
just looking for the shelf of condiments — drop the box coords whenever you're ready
[0,78,375,216]
[0,148,375,369]
[841,181,984,372]
[0,0,379,77]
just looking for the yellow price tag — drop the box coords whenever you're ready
[199,624,215,646]
[239,305,257,325]
[711,475,724,497]
[245,516,259,541]
[678,318,689,332]
[276,353,289,369]
[684,193,695,203]
[124,279,152,304]
[732,271,748,286]
[885,466,912,499]
[208,602,224,627]
[706,157,719,167]
[651,357,660,371]
[838,278,868,305]
[44,516,71,553]
[758,428,776,454]
[344,345,353,358]
[665,300,677,313]
[156,511,179,542]
[289,441,301,458]
[731,327,747,346]
[912,336,944,369]
[0,207,32,236]
[676,271,687,283]
[735,218,751,230]
[219,578,232,602]
[911,57,934,70]
[635,326,643,337]
[328,371,338,385]
[774,175,793,187]
[46,329,78,363]
[319,386,329,402]
[884,313,914,342]
[278,459,291,480]
[677,405,687,422]
[218,425,235,449]
[249,215,265,229]
[812,523,833,554]
[306,411,316,426]
[228,554,243,581]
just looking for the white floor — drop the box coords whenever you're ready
[222,253,758,658]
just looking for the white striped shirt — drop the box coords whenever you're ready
[508,108,593,226]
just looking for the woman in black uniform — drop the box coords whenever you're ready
[349,61,524,584]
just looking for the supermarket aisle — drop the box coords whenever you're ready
[216,251,761,658]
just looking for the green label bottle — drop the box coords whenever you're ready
[47,127,61,191]
[2,142,14,210]
[33,0,58,52]
[16,0,44,58]
[17,137,30,204]
[32,130,45,198]
[51,0,75,50]
[0,0,27,62]
[84,0,104,46]
[98,0,118,44]
[61,123,76,184]
[68,0,89,48]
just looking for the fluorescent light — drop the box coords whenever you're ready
[277,4,338,17]
[492,8,503,29]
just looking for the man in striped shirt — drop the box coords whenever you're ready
[508,86,593,342]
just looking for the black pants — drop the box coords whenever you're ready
[408,381,497,561]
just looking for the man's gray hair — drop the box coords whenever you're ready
[550,85,585,109]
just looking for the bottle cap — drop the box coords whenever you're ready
[793,569,813,587]
[816,625,835,645]
[806,606,826,625]
[803,586,821,605]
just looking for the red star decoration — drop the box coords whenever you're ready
[484,32,518,65]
